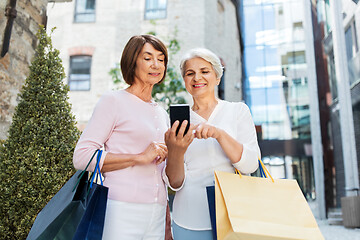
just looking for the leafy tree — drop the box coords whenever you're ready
[0,26,80,239]
[109,27,187,111]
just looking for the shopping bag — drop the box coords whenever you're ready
[207,160,269,240]
[214,161,324,240]
[27,150,108,240]
[206,185,217,240]
[73,150,108,240]
[165,202,174,240]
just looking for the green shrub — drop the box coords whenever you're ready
[0,26,80,239]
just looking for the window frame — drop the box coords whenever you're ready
[68,55,92,91]
[144,0,167,20]
[349,19,359,57]
[74,0,96,23]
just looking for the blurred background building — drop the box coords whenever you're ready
[0,0,359,224]
[45,0,242,129]
[241,0,316,198]
[240,0,326,217]
[240,0,359,221]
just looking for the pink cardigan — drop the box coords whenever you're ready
[73,90,169,205]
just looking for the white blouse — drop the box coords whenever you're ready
[164,100,260,230]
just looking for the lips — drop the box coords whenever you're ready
[193,83,206,88]
[149,73,161,76]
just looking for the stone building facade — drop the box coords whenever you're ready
[46,0,242,128]
[316,0,360,207]
[341,0,360,198]
[0,0,48,140]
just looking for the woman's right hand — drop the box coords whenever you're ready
[100,142,167,173]
[137,141,168,165]
[165,120,196,155]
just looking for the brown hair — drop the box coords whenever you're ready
[120,35,168,85]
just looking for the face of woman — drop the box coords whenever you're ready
[133,43,165,86]
[183,57,220,98]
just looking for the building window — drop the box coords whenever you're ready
[345,21,359,61]
[145,0,167,20]
[69,55,91,91]
[345,20,360,85]
[218,74,225,100]
[218,58,226,100]
[74,0,96,23]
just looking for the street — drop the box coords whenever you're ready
[317,219,360,240]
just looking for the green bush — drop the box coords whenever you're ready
[0,26,80,239]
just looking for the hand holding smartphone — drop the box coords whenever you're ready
[170,104,190,136]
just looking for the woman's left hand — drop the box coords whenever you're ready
[194,123,221,139]
[164,120,196,188]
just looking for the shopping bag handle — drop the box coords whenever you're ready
[89,149,103,188]
[73,149,102,192]
[235,157,274,182]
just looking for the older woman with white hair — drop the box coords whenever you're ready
[164,48,261,239]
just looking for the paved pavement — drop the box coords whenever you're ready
[317,219,360,240]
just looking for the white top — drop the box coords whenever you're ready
[165,100,260,230]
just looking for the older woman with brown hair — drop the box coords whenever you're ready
[73,35,170,239]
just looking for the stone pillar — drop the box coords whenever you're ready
[303,0,326,220]
[329,0,359,196]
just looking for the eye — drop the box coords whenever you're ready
[158,59,164,62]
[185,72,194,76]
[202,71,209,74]
[144,58,151,61]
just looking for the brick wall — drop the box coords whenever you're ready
[0,0,48,140]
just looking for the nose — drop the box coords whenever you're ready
[151,60,160,69]
[194,73,202,82]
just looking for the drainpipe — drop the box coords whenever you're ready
[1,0,17,58]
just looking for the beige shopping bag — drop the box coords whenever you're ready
[214,170,324,240]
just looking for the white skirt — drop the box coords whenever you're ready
[102,199,166,240]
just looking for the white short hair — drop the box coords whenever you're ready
[179,48,224,79]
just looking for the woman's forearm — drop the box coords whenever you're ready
[216,129,244,164]
[165,151,185,189]
[164,122,195,189]
[101,152,140,172]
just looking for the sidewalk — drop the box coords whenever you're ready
[317,219,360,240]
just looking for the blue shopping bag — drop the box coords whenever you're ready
[27,150,108,240]
[206,185,217,240]
[73,150,108,240]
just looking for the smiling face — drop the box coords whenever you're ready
[183,57,220,98]
[133,43,165,86]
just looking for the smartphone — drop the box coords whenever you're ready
[170,104,190,136]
